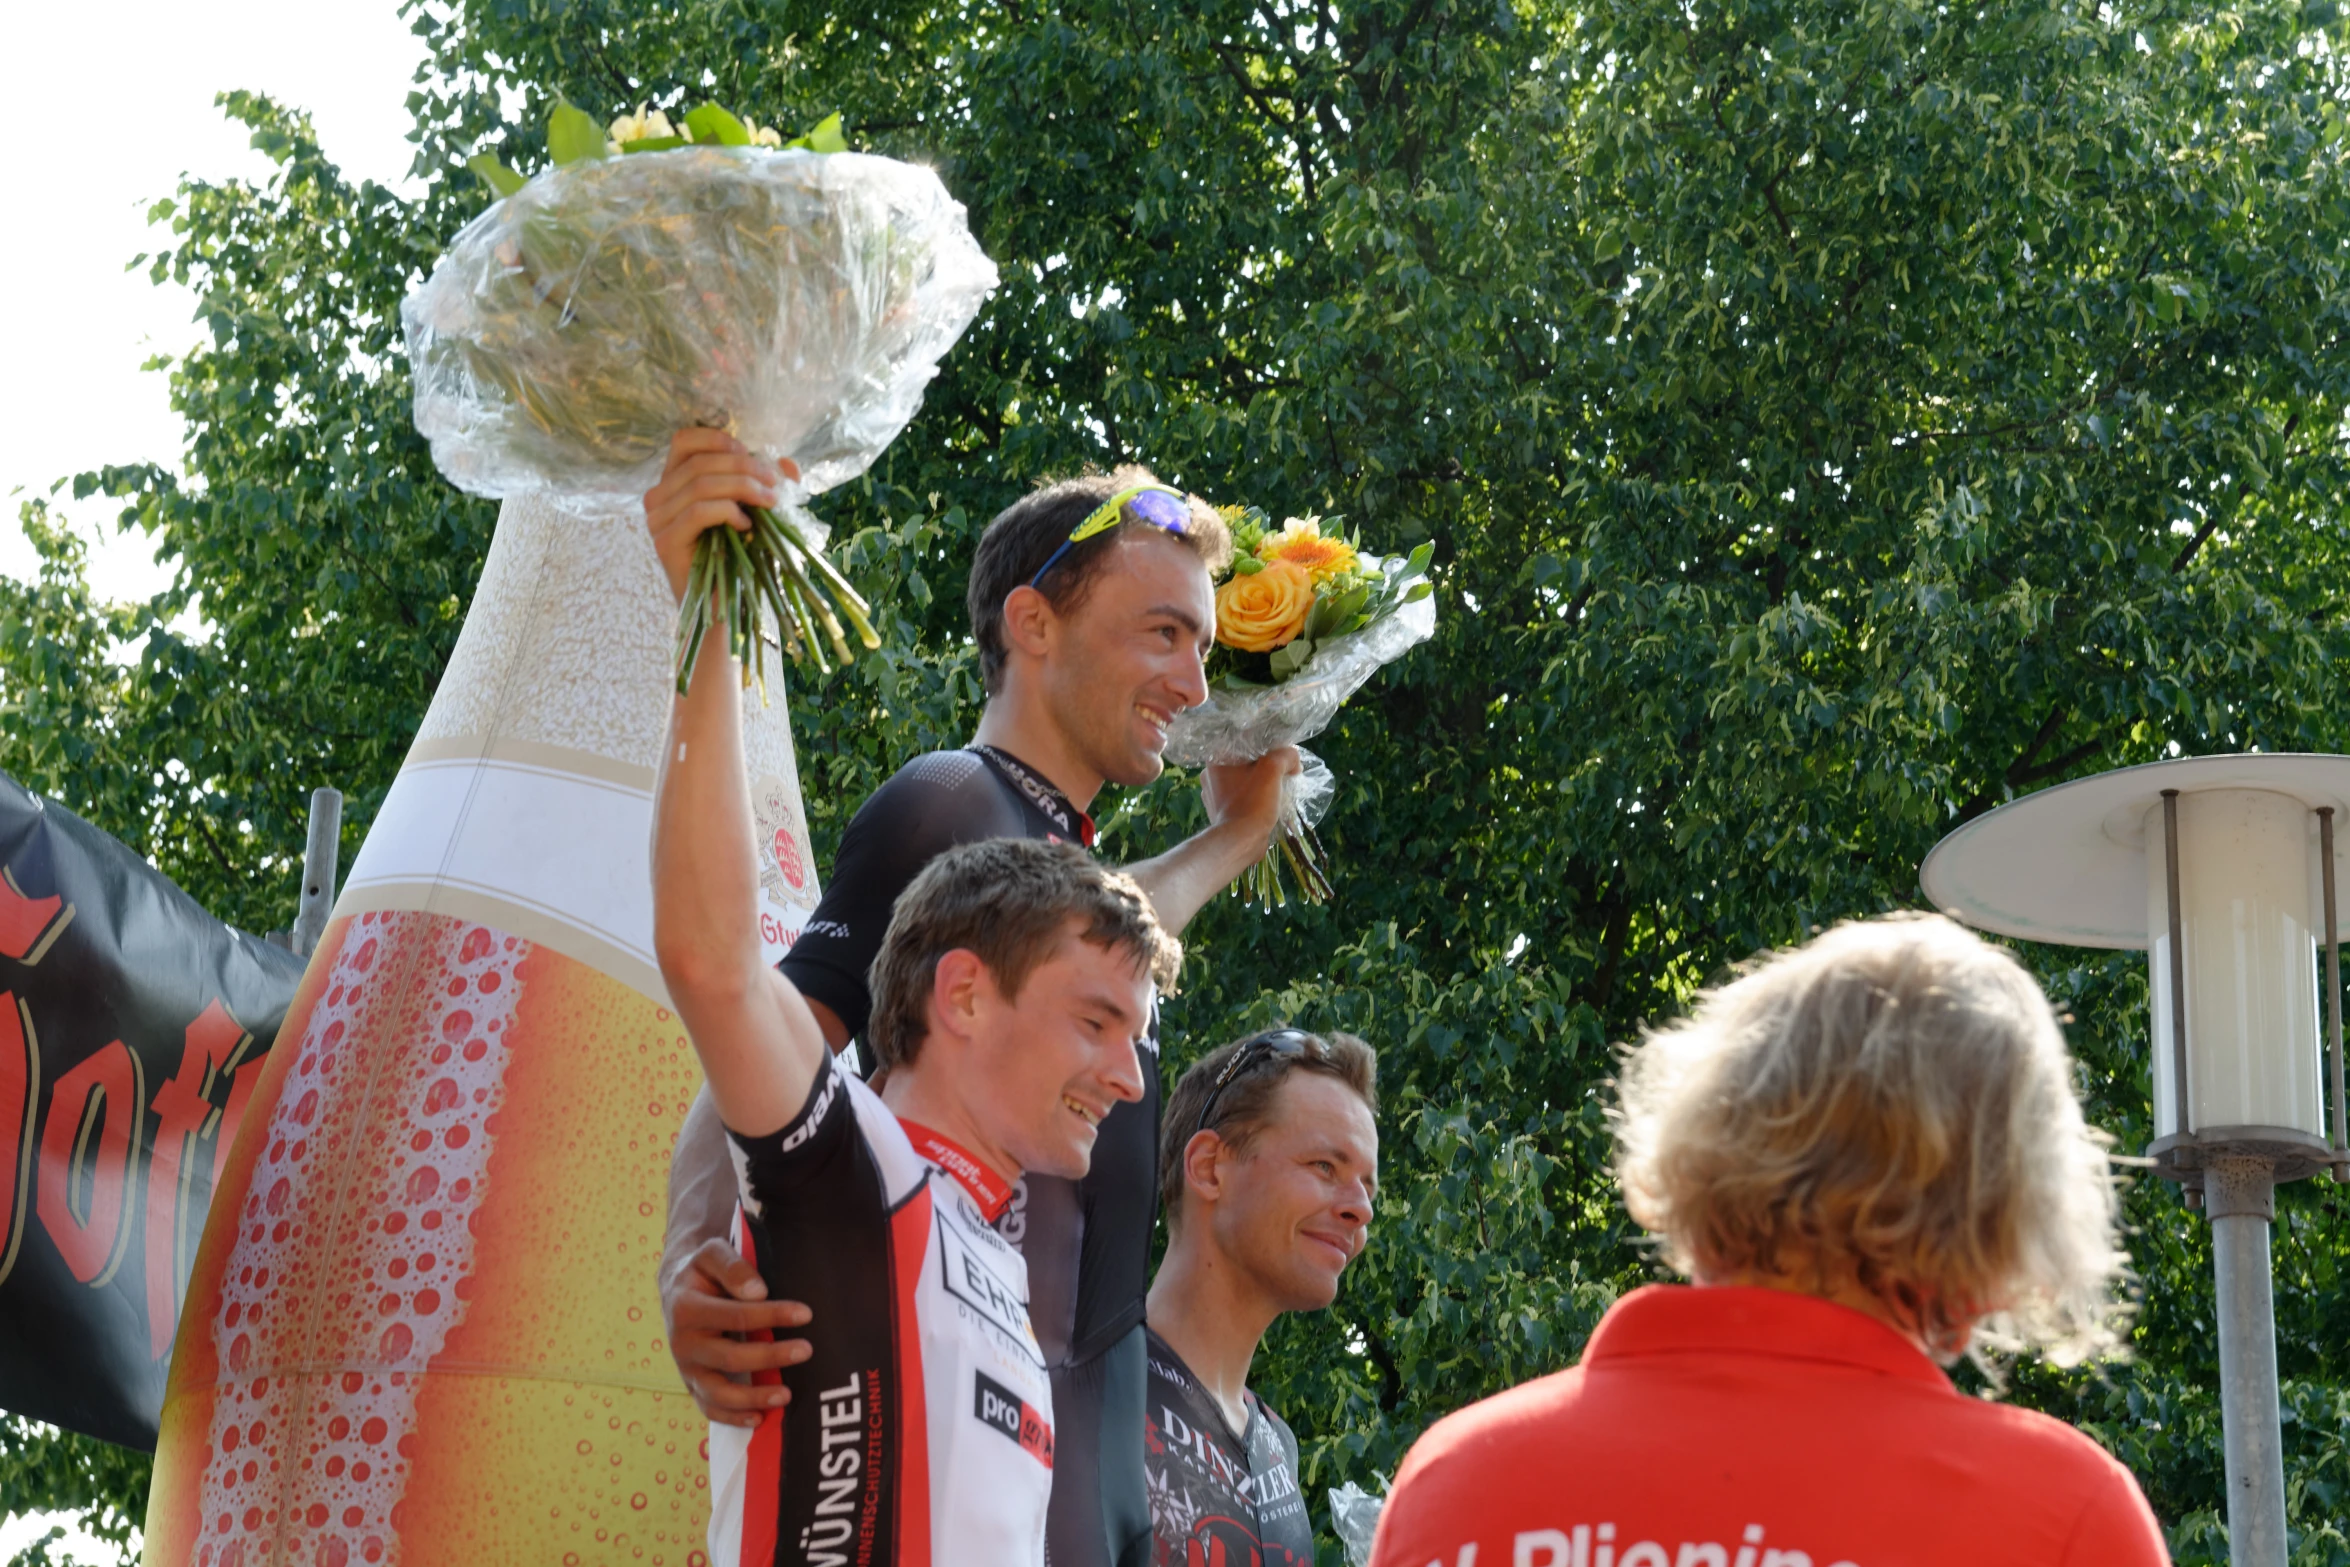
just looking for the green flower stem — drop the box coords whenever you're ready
[1237,821,1334,909]
[757,505,880,651]
[670,505,879,698]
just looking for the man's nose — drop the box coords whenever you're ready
[1169,641,1209,710]
[1335,1178,1374,1226]
[1102,1034,1147,1104]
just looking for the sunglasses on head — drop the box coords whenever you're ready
[1190,1027,1316,1145]
[1027,484,1193,589]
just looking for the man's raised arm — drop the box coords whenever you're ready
[1122,748,1300,935]
[648,428,830,1137]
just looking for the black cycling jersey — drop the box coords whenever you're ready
[777,745,1161,1567]
[1142,1329,1314,1567]
[780,746,1094,1035]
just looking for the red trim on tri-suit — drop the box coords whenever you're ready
[889,1185,934,1566]
[733,1206,782,1567]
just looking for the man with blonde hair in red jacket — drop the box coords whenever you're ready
[1371,913,2166,1567]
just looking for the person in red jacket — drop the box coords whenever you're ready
[1370,913,2169,1567]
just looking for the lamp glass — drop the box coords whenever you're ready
[2143,788,2327,1139]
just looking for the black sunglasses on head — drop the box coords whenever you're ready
[1190,1028,1316,1145]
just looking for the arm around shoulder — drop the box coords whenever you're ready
[662,1084,741,1280]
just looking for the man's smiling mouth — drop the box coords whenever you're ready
[1304,1231,1356,1265]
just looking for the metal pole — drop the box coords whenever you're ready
[2324,809,2349,1185]
[2205,1156,2288,1567]
[291,788,343,959]
[2163,790,2193,1144]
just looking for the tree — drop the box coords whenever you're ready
[5,0,2349,1560]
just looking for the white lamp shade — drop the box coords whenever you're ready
[2144,789,2327,1140]
[1920,752,2350,1154]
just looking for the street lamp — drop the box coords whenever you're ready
[1920,753,2350,1567]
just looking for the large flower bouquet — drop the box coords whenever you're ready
[402,100,998,694]
[1162,513,1435,907]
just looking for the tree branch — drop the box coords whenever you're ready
[2013,737,2106,787]
[2170,411,2301,575]
[1204,41,1319,205]
[1955,703,2107,821]
[185,805,242,885]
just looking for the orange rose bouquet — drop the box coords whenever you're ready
[1162,512,1436,907]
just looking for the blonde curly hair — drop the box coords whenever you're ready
[1613,913,2130,1365]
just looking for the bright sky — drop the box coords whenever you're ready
[0,0,430,608]
[1,8,426,1555]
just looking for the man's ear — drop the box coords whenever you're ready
[999,583,1060,664]
[925,948,990,1052]
[1181,1129,1228,1211]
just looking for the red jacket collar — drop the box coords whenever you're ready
[898,1118,1016,1223]
[1584,1284,1953,1391]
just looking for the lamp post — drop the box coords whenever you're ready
[1920,754,2350,1567]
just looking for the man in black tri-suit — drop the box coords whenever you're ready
[1143,1029,1380,1567]
[645,432,1298,1567]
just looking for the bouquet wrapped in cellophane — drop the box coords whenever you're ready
[401,101,999,692]
[1162,513,1435,907]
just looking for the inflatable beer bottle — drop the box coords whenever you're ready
[145,496,821,1567]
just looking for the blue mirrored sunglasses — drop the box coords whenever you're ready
[1028,485,1193,589]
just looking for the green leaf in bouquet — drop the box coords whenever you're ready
[546,101,608,166]
[1307,581,1372,641]
[1269,636,1316,679]
[465,154,526,199]
[1403,580,1435,602]
[684,104,753,146]
[1233,555,1266,575]
[619,135,688,153]
[787,113,848,154]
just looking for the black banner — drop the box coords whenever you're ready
[0,773,303,1449]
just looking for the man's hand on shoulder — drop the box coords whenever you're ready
[660,1238,815,1426]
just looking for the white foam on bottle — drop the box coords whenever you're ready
[192,910,523,1567]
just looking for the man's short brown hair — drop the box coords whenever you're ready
[1158,1028,1377,1233]
[966,465,1234,694]
[865,837,1183,1072]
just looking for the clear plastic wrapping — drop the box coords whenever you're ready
[1285,749,1336,832]
[401,146,999,519]
[1327,1482,1386,1567]
[1163,593,1437,774]
[1163,592,1435,846]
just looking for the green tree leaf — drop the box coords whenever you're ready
[464,152,524,198]
[682,103,750,146]
[545,100,605,166]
